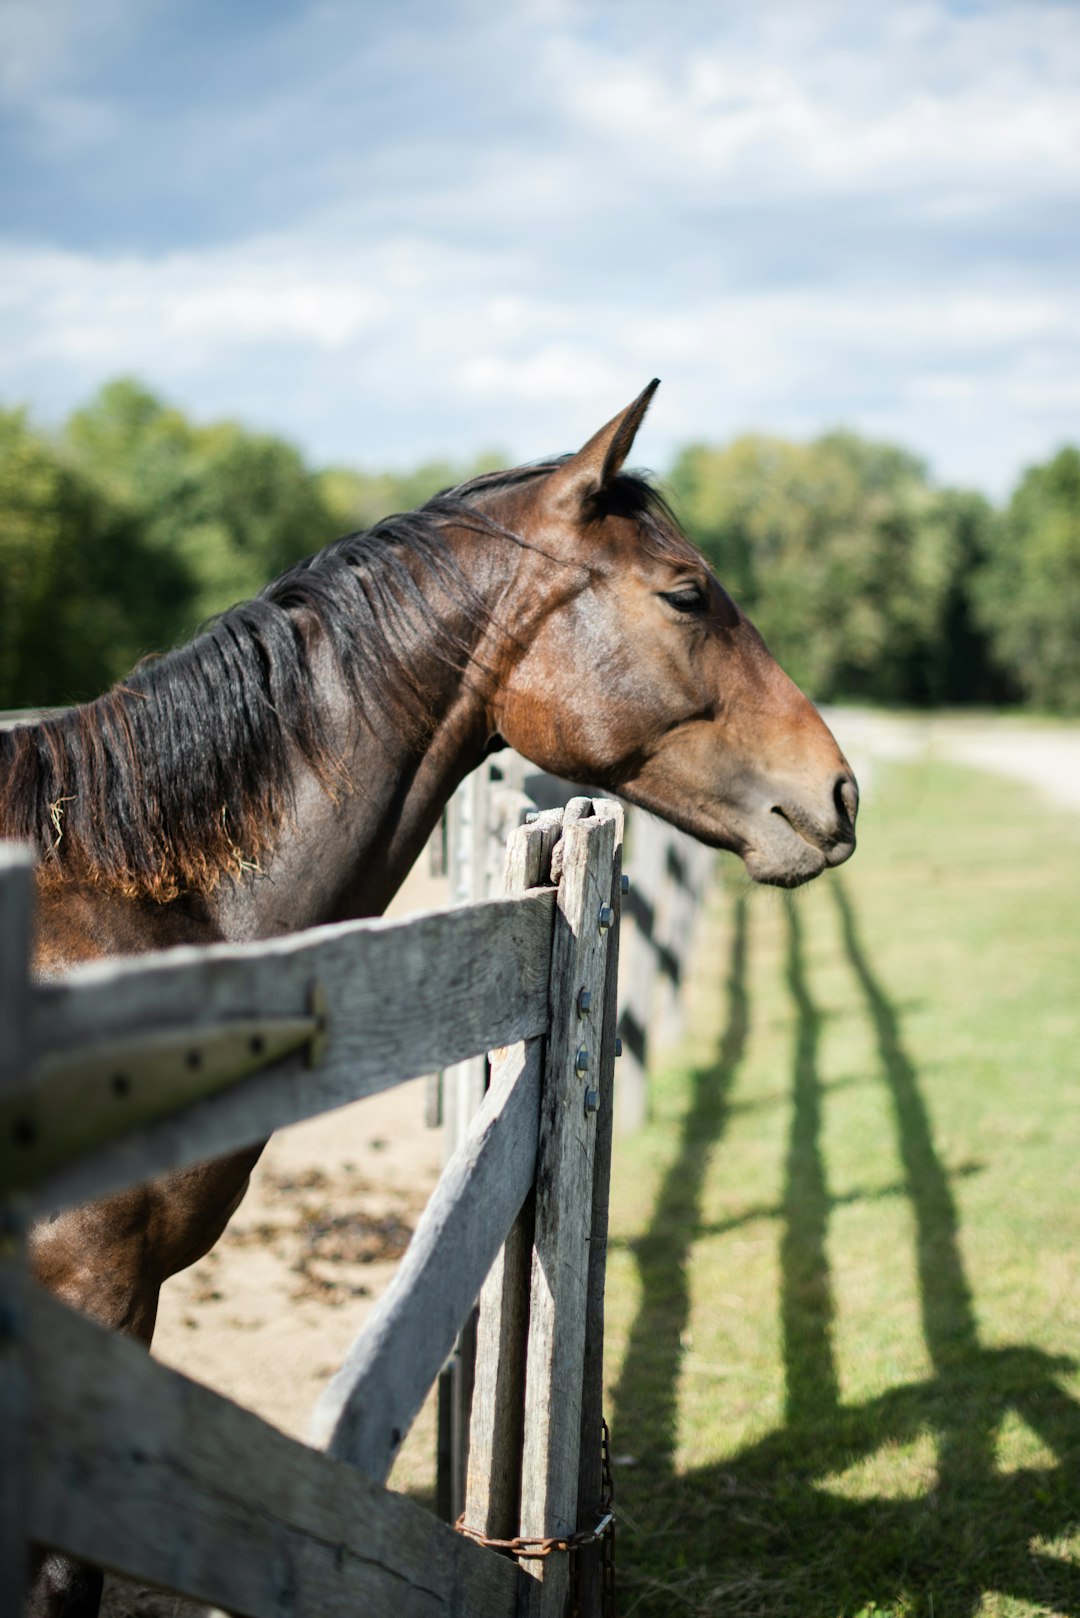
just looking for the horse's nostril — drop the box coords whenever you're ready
[835,774,859,826]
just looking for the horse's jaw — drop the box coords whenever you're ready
[612,720,858,890]
[618,788,857,889]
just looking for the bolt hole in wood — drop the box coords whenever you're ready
[111,1072,131,1097]
[249,1035,265,1056]
[186,1049,202,1070]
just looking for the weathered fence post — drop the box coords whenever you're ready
[437,764,539,1522]
[465,809,564,1543]
[521,799,621,1615]
[441,766,491,1148]
[573,818,623,1618]
[0,844,34,1615]
[464,799,624,1616]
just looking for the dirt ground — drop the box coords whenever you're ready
[99,863,449,1618]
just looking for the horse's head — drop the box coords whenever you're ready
[481,381,858,888]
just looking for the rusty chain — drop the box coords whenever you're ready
[456,1418,617,1615]
[455,1510,614,1560]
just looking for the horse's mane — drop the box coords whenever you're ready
[0,468,692,902]
[0,495,504,900]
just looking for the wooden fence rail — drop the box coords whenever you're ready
[1,797,625,1617]
[6,889,555,1214]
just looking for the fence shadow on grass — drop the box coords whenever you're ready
[611,891,750,1476]
[611,881,1080,1618]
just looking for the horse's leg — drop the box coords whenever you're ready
[23,1144,266,1618]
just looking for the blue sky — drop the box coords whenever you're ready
[2,0,1078,495]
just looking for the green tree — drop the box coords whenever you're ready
[0,407,193,707]
[975,447,1080,712]
[928,488,1011,705]
[65,378,341,631]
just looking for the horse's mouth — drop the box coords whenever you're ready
[742,839,828,889]
[742,804,856,888]
[611,774,856,888]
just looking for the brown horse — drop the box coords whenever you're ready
[4,382,856,1616]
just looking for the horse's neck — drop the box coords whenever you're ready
[207,636,494,943]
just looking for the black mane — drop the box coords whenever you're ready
[0,494,501,899]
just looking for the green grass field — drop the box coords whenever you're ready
[605,759,1080,1617]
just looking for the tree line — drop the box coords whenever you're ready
[2,378,1077,713]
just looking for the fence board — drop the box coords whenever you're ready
[434,792,559,1523]
[440,767,492,1155]
[24,1285,523,1618]
[1,845,33,1617]
[441,755,718,1137]
[2,1012,322,1197]
[573,824,624,1616]
[0,844,32,1094]
[519,802,618,1615]
[465,812,563,1542]
[310,1034,544,1482]
[24,890,555,1214]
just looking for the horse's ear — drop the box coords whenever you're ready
[550,379,660,509]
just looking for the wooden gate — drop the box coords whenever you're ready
[0,796,624,1616]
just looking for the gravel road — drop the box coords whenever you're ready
[823,708,1080,813]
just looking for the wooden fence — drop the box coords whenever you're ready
[0,795,626,1617]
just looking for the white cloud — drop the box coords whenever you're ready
[3,224,1077,494]
[460,347,630,404]
[553,4,1080,199]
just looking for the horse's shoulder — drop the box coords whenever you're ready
[31,879,222,977]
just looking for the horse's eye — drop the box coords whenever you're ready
[661,583,708,614]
